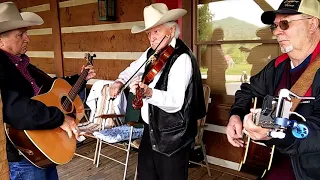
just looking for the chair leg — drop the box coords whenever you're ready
[123,150,130,180]
[93,139,100,164]
[134,166,138,180]
[96,139,103,168]
[200,140,211,177]
[123,126,133,180]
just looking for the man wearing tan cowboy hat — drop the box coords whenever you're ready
[109,3,206,180]
[0,2,96,180]
[226,0,320,179]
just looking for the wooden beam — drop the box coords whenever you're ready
[196,39,278,45]
[254,0,274,12]
[178,0,183,38]
[192,0,199,57]
[156,0,183,38]
[50,0,64,77]
[182,0,192,48]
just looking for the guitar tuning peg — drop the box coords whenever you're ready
[84,53,89,59]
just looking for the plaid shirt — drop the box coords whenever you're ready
[2,50,40,95]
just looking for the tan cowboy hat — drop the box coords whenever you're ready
[0,2,43,34]
[131,3,187,34]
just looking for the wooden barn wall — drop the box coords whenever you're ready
[2,0,151,80]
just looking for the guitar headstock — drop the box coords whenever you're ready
[84,53,96,66]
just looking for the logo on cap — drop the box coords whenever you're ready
[281,0,301,10]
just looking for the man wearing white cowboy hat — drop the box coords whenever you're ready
[0,2,96,180]
[109,3,206,180]
[226,0,320,179]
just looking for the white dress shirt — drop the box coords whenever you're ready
[116,38,193,124]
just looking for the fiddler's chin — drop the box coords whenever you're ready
[280,45,293,53]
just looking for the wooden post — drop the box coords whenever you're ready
[182,0,192,48]
[156,0,183,38]
[0,93,9,180]
[192,0,198,57]
[50,0,64,77]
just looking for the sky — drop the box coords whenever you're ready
[209,0,282,27]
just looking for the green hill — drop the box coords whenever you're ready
[212,17,259,40]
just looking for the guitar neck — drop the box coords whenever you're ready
[68,65,89,101]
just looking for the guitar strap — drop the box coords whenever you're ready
[290,53,320,111]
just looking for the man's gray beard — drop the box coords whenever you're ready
[280,44,293,53]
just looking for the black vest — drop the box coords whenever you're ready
[144,39,206,156]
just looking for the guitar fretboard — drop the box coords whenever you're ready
[61,53,95,111]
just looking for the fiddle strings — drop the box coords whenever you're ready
[110,35,169,101]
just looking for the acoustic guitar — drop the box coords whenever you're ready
[5,53,95,168]
[238,96,276,178]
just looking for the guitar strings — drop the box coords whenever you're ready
[61,63,90,111]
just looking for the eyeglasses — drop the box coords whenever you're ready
[270,18,312,32]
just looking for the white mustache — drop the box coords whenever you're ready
[277,37,287,42]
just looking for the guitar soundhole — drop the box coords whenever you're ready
[61,96,73,112]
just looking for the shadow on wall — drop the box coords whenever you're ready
[243,26,277,76]
[201,28,228,95]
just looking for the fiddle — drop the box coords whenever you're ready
[132,44,175,109]
[111,35,170,101]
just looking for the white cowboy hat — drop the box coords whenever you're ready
[131,3,187,34]
[0,2,43,34]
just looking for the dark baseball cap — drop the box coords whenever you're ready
[261,0,320,25]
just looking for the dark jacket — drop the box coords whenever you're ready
[0,51,82,162]
[230,57,320,180]
[146,39,206,156]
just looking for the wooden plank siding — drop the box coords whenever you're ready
[61,30,149,52]
[0,0,151,78]
[51,0,65,77]
[27,10,52,29]
[29,58,56,74]
[4,0,48,9]
[63,59,134,80]
[28,35,53,51]
[59,0,149,78]
[58,1,148,26]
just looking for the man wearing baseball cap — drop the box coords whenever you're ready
[226,0,320,179]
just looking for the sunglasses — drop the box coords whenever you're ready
[270,17,312,32]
